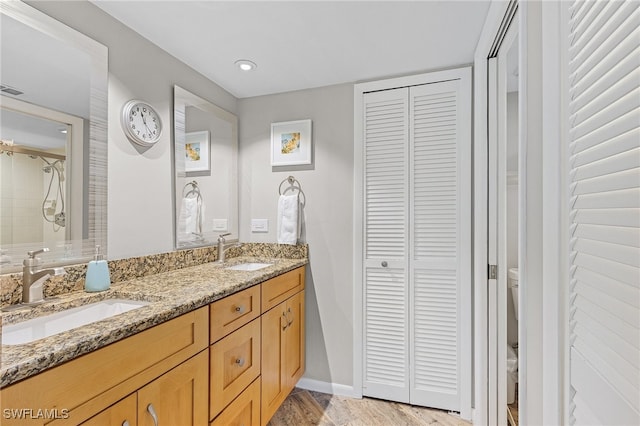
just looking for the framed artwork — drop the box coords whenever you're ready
[271,119,312,166]
[185,130,210,173]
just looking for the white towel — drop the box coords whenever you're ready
[178,196,204,239]
[277,194,299,245]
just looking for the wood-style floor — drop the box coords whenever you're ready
[268,388,471,426]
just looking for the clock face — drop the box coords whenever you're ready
[121,100,162,146]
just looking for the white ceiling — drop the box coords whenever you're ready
[92,1,491,99]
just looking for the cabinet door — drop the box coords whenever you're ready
[284,290,305,389]
[261,300,288,425]
[81,394,137,426]
[138,350,208,426]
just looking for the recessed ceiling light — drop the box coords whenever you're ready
[235,59,257,72]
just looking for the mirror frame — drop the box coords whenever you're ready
[0,1,108,272]
[172,85,239,249]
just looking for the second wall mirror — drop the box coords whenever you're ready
[172,85,238,249]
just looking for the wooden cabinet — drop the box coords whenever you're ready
[83,351,208,426]
[1,307,208,425]
[1,265,306,426]
[261,268,305,426]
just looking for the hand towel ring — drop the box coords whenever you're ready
[278,175,306,207]
[182,180,202,202]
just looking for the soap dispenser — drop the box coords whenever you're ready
[85,245,111,292]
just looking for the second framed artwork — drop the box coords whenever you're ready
[271,119,312,166]
[185,130,210,174]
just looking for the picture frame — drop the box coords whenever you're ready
[185,130,210,173]
[271,119,312,166]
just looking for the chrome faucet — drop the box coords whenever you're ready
[216,233,232,263]
[22,248,64,304]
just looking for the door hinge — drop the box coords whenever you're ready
[488,264,497,280]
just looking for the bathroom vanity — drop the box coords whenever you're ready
[0,260,306,426]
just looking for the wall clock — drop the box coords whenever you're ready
[121,100,162,147]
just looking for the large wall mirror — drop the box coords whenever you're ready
[173,85,238,249]
[0,1,108,272]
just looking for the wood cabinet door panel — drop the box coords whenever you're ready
[137,350,208,426]
[81,394,137,426]
[285,290,305,388]
[260,302,287,425]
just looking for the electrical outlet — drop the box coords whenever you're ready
[251,219,269,233]
[212,219,228,231]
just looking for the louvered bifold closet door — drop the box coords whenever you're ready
[567,1,640,424]
[362,88,410,402]
[409,80,469,411]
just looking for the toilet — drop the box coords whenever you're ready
[508,268,519,320]
[507,268,519,404]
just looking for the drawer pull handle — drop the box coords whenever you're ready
[286,307,294,327]
[381,261,388,267]
[234,305,246,314]
[122,421,130,426]
[235,357,246,367]
[147,403,159,426]
[282,312,288,330]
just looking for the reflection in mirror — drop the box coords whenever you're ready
[173,85,238,249]
[0,2,107,272]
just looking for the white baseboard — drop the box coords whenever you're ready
[296,377,361,399]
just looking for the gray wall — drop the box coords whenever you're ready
[27,1,238,260]
[238,84,355,387]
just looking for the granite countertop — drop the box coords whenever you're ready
[0,255,307,387]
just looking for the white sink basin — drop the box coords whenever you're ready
[226,262,273,271]
[1,299,150,346]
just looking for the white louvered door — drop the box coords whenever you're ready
[363,87,410,402]
[409,80,469,410]
[567,1,640,424]
[361,69,471,412]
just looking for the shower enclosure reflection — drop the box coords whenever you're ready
[0,98,84,248]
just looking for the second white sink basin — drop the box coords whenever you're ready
[226,262,273,271]
[2,299,150,346]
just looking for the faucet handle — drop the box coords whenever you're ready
[218,233,231,242]
[27,248,49,259]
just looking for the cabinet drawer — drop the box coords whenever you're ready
[210,318,261,420]
[261,267,305,313]
[210,377,260,426]
[211,285,261,343]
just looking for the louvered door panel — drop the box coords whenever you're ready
[409,80,467,411]
[567,1,640,424]
[362,88,409,402]
[364,88,409,260]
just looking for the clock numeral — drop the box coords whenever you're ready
[132,124,136,130]
[137,130,140,135]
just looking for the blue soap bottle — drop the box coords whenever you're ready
[85,245,111,292]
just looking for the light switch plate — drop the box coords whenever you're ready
[212,219,228,231]
[251,219,269,233]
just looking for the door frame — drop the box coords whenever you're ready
[474,1,568,424]
[353,67,473,420]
